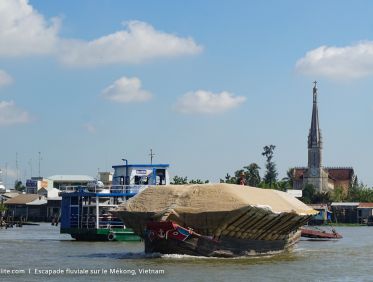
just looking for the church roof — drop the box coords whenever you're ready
[292,167,354,181]
[293,168,306,180]
[327,168,354,181]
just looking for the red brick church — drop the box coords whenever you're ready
[292,82,354,193]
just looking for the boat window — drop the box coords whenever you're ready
[134,176,141,185]
[156,169,166,185]
[71,197,78,205]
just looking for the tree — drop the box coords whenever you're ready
[244,163,261,187]
[331,186,345,202]
[15,181,25,192]
[171,176,188,185]
[301,184,315,204]
[171,175,209,185]
[0,202,7,214]
[313,192,331,204]
[262,145,278,188]
[189,179,209,184]
[220,173,238,184]
[282,168,295,188]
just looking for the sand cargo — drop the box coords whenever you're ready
[112,183,317,257]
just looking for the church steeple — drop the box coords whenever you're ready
[308,81,322,149]
[308,81,322,169]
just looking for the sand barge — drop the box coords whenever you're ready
[112,183,316,257]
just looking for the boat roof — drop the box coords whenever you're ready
[112,164,169,169]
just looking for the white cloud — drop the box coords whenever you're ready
[83,123,97,134]
[296,42,373,79]
[102,76,152,103]
[0,70,13,87]
[59,21,202,67]
[0,0,60,57]
[0,1,202,66]
[174,90,246,114]
[0,100,32,126]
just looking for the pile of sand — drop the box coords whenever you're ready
[113,184,316,239]
[123,183,315,215]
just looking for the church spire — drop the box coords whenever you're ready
[308,81,322,149]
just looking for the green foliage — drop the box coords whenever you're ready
[171,175,188,185]
[262,145,278,187]
[244,163,261,187]
[221,163,261,186]
[348,181,373,202]
[331,186,345,202]
[171,175,209,185]
[220,173,238,184]
[189,179,209,184]
[14,181,25,192]
[283,168,295,188]
[0,202,7,213]
[312,192,331,204]
[301,184,315,204]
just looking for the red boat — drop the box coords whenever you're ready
[301,227,342,239]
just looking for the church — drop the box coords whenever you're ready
[292,82,354,193]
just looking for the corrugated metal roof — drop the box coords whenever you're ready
[331,202,359,207]
[26,199,47,206]
[2,192,20,198]
[5,194,40,205]
[47,175,94,181]
[358,203,373,208]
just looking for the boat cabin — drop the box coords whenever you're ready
[112,163,170,186]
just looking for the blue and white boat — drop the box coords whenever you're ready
[60,161,170,241]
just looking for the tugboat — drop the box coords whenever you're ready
[301,226,342,239]
[60,161,170,241]
[112,183,317,257]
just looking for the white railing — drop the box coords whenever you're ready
[60,184,150,194]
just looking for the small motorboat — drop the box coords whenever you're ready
[301,227,342,239]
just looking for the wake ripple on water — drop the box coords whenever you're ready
[71,252,162,260]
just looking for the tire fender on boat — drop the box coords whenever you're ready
[108,232,116,241]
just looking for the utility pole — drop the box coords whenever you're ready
[149,149,155,165]
[38,152,41,177]
[5,162,7,187]
[29,159,33,178]
[16,152,18,182]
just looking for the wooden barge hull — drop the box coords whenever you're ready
[144,230,301,257]
[111,184,317,256]
[113,207,313,257]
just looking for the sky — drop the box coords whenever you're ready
[1,0,373,187]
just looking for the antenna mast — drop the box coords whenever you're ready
[149,149,155,165]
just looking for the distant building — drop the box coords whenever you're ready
[330,202,359,223]
[25,177,53,194]
[47,175,94,189]
[98,171,113,186]
[293,82,354,193]
[308,204,332,225]
[357,203,373,224]
[0,169,5,193]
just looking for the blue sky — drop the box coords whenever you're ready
[1,0,373,187]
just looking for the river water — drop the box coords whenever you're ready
[0,223,372,282]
